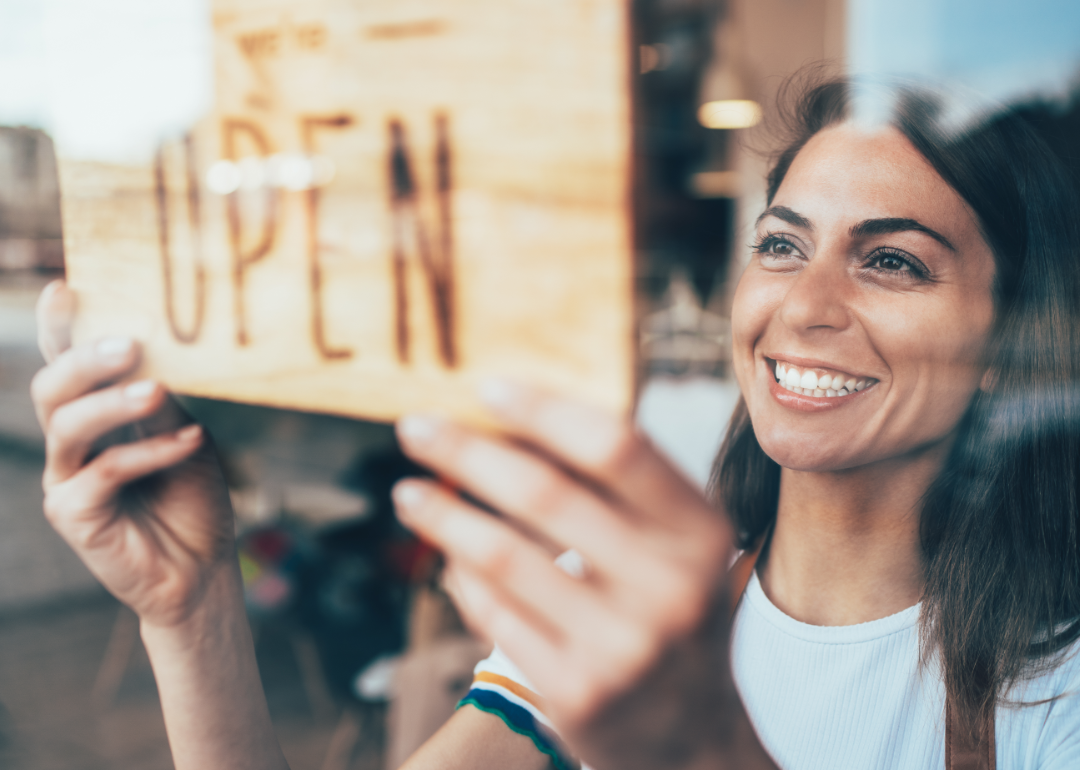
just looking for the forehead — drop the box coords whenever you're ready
[772,124,982,243]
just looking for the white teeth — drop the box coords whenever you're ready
[773,360,876,396]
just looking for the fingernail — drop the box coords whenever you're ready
[97,337,134,359]
[39,280,59,303]
[479,379,520,412]
[398,415,440,445]
[393,481,429,512]
[176,424,202,442]
[124,380,156,400]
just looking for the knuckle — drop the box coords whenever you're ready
[45,406,76,447]
[474,531,519,578]
[41,467,59,493]
[593,424,642,475]
[92,450,124,485]
[29,367,52,406]
[41,488,80,533]
[520,470,575,518]
[41,492,63,526]
[425,421,467,460]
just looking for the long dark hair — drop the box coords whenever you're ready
[708,76,1080,737]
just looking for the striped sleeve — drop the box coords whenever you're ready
[458,645,578,770]
[457,551,587,770]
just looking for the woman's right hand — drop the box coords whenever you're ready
[31,280,236,629]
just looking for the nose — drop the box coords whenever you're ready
[778,250,850,334]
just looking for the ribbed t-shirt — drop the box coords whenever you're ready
[465,568,1080,768]
[731,571,1080,769]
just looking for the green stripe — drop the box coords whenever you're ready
[457,697,577,770]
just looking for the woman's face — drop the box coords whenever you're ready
[731,124,997,472]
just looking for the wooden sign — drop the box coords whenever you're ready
[61,0,636,424]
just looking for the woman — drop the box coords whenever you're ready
[30,78,1080,769]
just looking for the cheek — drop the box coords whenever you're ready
[861,294,994,445]
[731,267,783,387]
[868,292,993,383]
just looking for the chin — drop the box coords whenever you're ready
[753,427,854,473]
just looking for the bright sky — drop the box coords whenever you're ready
[0,0,212,164]
[1,0,1078,163]
[849,0,1080,105]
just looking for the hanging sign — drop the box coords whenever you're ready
[60,0,636,423]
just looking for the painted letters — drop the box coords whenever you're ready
[154,134,206,344]
[388,115,457,367]
[302,114,355,360]
[223,119,277,346]
[154,112,458,365]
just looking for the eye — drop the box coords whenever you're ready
[873,253,909,271]
[753,233,802,260]
[863,249,930,280]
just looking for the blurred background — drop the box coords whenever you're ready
[1,0,1079,768]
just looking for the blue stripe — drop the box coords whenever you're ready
[458,688,577,770]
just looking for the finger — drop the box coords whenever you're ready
[396,416,731,618]
[393,478,609,640]
[396,481,667,692]
[440,564,497,646]
[31,337,140,429]
[44,380,167,487]
[477,381,724,533]
[446,563,650,727]
[36,280,76,363]
[43,424,204,539]
[442,562,568,695]
[396,415,647,579]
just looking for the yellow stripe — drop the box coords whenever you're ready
[472,671,549,714]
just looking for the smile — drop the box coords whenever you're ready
[771,359,878,398]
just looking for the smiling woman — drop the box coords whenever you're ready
[393,79,1080,770]
[714,79,1080,768]
[26,76,1080,770]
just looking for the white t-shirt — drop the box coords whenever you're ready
[470,568,1080,769]
[731,571,1080,769]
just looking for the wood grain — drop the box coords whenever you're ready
[61,0,636,424]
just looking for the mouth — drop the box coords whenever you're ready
[767,358,878,398]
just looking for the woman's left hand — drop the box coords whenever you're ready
[393,382,776,770]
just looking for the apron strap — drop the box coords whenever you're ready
[946,694,996,770]
[727,534,996,769]
[727,537,766,621]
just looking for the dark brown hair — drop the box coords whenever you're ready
[708,76,1080,738]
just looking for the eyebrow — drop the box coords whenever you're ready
[849,218,956,251]
[756,205,811,230]
[756,206,957,252]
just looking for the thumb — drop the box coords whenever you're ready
[36,280,76,364]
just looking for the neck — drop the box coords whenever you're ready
[757,446,947,627]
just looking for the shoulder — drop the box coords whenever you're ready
[999,635,1080,769]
